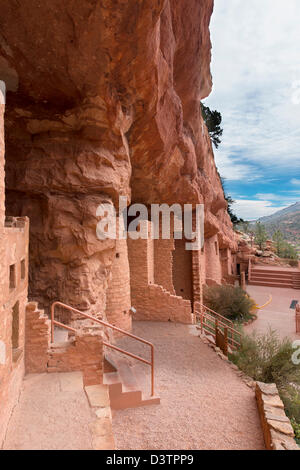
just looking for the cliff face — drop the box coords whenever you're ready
[0,0,236,314]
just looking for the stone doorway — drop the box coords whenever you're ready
[172,239,193,305]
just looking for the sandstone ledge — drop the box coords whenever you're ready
[256,381,299,451]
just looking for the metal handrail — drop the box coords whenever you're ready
[200,304,234,327]
[51,301,155,396]
[196,305,242,352]
[248,258,252,282]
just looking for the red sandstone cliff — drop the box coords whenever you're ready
[0,0,236,314]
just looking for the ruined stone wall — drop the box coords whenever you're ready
[128,222,193,324]
[154,237,176,295]
[25,302,50,374]
[205,235,222,285]
[172,239,193,302]
[48,332,103,387]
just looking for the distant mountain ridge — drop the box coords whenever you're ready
[257,202,300,245]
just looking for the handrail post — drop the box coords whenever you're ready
[51,302,55,343]
[215,319,219,346]
[151,345,154,397]
[224,327,228,356]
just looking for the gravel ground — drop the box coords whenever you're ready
[112,322,265,450]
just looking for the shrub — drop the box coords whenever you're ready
[230,330,300,384]
[203,285,255,322]
[230,330,300,440]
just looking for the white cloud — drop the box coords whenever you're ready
[214,150,258,181]
[291,178,300,186]
[204,0,300,180]
[232,199,287,220]
[255,193,300,203]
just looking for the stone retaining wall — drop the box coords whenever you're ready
[255,381,299,450]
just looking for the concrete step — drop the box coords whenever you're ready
[250,276,293,285]
[104,354,117,373]
[252,268,299,275]
[251,273,293,280]
[249,280,293,288]
[103,357,160,410]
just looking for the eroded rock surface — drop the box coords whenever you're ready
[0,0,236,315]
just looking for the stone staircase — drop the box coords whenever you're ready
[249,267,300,289]
[103,355,160,410]
[51,327,160,410]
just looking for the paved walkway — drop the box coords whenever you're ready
[246,285,300,341]
[112,322,265,450]
[3,372,94,450]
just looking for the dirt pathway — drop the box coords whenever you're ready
[112,322,265,450]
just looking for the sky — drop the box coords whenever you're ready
[203,0,300,220]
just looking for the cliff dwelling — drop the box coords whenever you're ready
[0,0,297,452]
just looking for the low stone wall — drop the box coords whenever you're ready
[255,382,299,450]
[48,332,103,386]
[25,302,51,374]
[132,283,193,324]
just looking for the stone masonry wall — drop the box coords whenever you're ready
[154,237,176,295]
[105,236,132,333]
[172,239,193,302]
[0,218,29,446]
[205,235,222,285]
[256,382,299,450]
[48,332,103,387]
[25,302,51,374]
[0,82,4,226]
[128,222,193,324]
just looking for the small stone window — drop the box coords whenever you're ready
[9,264,16,289]
[21,259,26,280]
[116,253,120,258]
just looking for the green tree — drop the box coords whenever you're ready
[273,230,284,255]
[273,230,298,259]
[280,241,298,260]
[201,103,223,149]
[254,222,268,250]
[239,221,250,234]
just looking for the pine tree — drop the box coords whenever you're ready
[201,103,223,149]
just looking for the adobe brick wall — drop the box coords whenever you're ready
[192,249,203,305]
[205,235,222,285]
[0,218,29,446]
[0,82,5,227]
[25,302,51,374]
[105,237,132,333]
[48,332,103,386]
[128,221,193,324]
[154,237,176,294]
[25,301,103,385]
[0,88,30,446]
[172,239,193,302]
